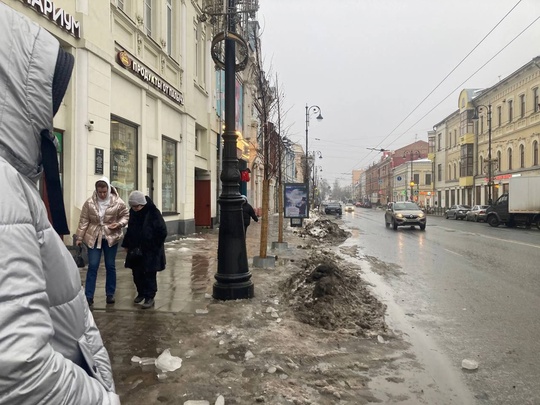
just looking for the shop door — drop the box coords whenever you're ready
[195,180,211,226]
[146,157,154,201]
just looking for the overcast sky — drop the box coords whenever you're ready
[257,0,540,186]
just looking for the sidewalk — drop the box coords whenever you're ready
[83,215,293,313]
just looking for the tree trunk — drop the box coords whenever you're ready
[259,179,270,258]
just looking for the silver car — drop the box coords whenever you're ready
[466,205,490,222]
[385,202,426,231]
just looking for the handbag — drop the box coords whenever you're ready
[74,245,86,268]
[126,247,143,264]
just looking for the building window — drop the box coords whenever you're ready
[508,148,513,170]
[453,163,457,179]
[162,137,177,214]
[437,164,442,181]
[144,0,152,37]
[425,173,432,186]
[166,0,172,55]
[508,100,513,123]
[533,141,538,166]
[520,144,525,168]
[460,144,473,177]
[437,133,441,151]
[413,173,419,185]
[520,94,525,118]
[497,151,502,172]
[479,156,484,175]
[534,88,539,113]
[497,106,502,127]
[110,119,138,203]
[480,116,484,134]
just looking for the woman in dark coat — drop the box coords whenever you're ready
[122,191,167,309]
[242,195,259,235]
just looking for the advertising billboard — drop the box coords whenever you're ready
[284,183,309,218]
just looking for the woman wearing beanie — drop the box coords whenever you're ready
[122,191,168,309]
[75,177,129,306]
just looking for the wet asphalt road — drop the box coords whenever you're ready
[341,208,540,405]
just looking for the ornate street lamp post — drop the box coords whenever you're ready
[305,105,323,198]
[203,0,258,300]
[473,104,493,205]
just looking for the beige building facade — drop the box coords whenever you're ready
[7,0,247,238]
[432,57,540,208]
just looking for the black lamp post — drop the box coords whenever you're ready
[404,150,420,201]
[208,0,255,300]
[473,104,493,205]
[305,105,323,186]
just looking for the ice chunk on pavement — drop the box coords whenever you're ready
[131,356,141,363]
[156,349,183,372]
[215,395,225,405]
[157,373,168,380]
[139,357,156,366]
[245,350,255,360]
[377,335,386,344]
[461,359,479,370]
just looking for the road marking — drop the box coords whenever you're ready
[480,233,540,249]
[444,249,464,257]
[438,225,540,249]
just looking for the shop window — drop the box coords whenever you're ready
[162,137,177,214]
[110,119,138,203]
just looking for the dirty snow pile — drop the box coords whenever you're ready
[280,251,387,337]
[295,218,350,242]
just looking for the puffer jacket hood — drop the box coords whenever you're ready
[0,4,119,404]
[0,3,72,182]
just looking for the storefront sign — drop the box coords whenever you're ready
[22,0,81,38]
[94,148,104,175]
[117,50,184,105]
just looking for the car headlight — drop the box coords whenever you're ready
[418,212,425,218]
[396,213,403,218]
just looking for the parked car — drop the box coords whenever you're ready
[445,205,471,220]
[325,201,342,215]
[344,203,355,212]
[466,205,490,222]
[385,201,426,231]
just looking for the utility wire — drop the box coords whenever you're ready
[349,0,525,172]
[387,14,540,148]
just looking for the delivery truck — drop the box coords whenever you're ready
[485,176,540,229]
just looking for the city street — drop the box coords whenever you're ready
[340,208,540,404]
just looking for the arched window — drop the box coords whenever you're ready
[508,148,513,170]
[448,164,451,180]
[534,141,539,166]
[480,156,484,174]
[520,144,525,168]
[497,151,502,172]
[453,163,457,179]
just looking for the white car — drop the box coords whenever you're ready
[344,203,355,212]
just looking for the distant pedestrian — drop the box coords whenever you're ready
[297,196,307,216]
[0,4,119,402]
[75,177,129,306]
[122,191,168,309]
[242,195,259,235]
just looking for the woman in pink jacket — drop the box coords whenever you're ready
[76,177,129,306]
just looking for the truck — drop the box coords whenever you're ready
[485,176,540,229]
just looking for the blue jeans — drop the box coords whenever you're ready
[85,239,118,299]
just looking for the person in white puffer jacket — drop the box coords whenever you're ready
[0,4,120,404]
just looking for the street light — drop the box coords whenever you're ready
[203,0,257,300]
[305,105,323,186]
[472,104,493,205]
[403,150,421,201]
